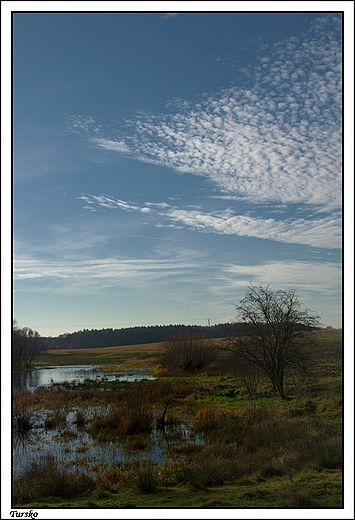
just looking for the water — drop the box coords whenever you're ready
[13,410,204,478]
[12,366,204,479]
[13,365,155,392]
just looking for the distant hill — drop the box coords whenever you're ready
[44,323,246,349]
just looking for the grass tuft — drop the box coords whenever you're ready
[136,462,158,494]
[13,454,95,504]
[286,487,321,507]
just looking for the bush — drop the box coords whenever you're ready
[73,409,87,426]
[13,455,95,504]
[95,463,121,489]
[90,385,153,436]
[314,436,342,470]
[44,409,67,428]
[237,362,263,397]
[136,462,157,494]
[156,461,187,486]
[13,392,37,433]
[193,405,231,432]
[286,487,320,507]
[160,333,215,373]
[93,461,137,490]
[187,455,232,491]
[259,462,284,478]
[121,434,147,453]
[120,385,153,434]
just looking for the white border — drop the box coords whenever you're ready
[2,2,354,519]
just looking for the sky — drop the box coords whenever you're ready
[10,8,345,337]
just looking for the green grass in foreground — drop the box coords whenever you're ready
[15,469,343,508]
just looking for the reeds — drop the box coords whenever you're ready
[13,391,38,433]
[13,454,95,504]
[136,461,157,494]
[90,383,153,436]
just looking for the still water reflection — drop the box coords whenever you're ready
[13,365,155,392]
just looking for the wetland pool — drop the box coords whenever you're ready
[13,365,155,392]
[13,366,204,478]
[13,409,204,478]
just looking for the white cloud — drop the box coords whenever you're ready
[13,253,206,295]
[223,260,341,294]
[69,15,342,251]
[69,15,341,213]
[78,193,341,249]
[90,137,130,153]
[163,208,341,249]
[78,194,140,212]
[211,259,342,325]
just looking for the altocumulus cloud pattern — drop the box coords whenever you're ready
[68,15,342,250]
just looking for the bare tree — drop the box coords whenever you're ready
[13,321,47,369]
[160,332,215,373]
[224,285,321,399]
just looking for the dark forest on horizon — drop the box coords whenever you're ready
[44,323,243,349]
[43,322,323,350]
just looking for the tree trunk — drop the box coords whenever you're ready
[270,374,287,400]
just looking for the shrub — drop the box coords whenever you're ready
[187,455,231,491]
[44,409,67,428]
[121,434,147,453]
[73,409,87,426]
[286,487,320,507]
[93,461,136,489]
[13,454,95,504]
[136,462,157,494]
[90,386,153,436]
[160,333,215,373]
[13,412,36,433]
[193,405,229,432]
[156,461,187,486]
[120,384,153,434]
[237,362,263,397]
[13,392,37,433]
[259,462,284,478]
[314,436,342,470]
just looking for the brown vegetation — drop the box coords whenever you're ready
[12,329,342,508]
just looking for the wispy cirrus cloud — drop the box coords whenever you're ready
[222,260,341,294]
[78,194,150,213]
[77,193,341,249]
[13,253,341,326]
[13,253,207,296]
[163,208,342,249]
[68,15,341,213]
[210,259,342,324]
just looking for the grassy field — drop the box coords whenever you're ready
[13,330,342,509]
[35,342,163,371]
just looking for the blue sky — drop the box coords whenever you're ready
[11,10,344,337]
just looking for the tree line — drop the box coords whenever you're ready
[43,323,244,350]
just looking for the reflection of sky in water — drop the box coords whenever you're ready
[13,365,155,391]
[13,410,204,478]
[12,367,204,479]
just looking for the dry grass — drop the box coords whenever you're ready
[47,342,163,355]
